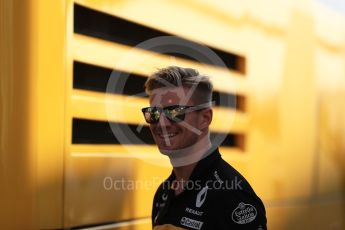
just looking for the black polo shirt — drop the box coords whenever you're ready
[152,148,267,230]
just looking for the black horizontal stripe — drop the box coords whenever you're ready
[72,118,245,149]
[73,61,147,96]
[74,4,246,73]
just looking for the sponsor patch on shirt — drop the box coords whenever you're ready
[231,202,257,224]
[185,207,203,216]
[180,217,203,230]
[213,170,223,184]
[195,186,208,208]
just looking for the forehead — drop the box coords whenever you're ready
[149,87,194,106]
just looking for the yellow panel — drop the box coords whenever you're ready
[64,0,77,227]
[241,3,319,203]
[72,34,248,95]
[71,144,161,155]
[211,107,248,134]
[266,200,345,229]
[64,154,171,227]
[0,0,35,228]
[1,0,65,229]
[65,156,138,225]
[315,48,345,196]
[277,8,316,200]
[34,0,66,228]
[72,89,147,124]
[76,219,152,230]
[70,144,170,167]
[70,145,246,173]
[71,144,244,156]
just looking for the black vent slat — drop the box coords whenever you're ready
[74,4,246,73]
[73,61,147,96]
[72,119,154,144]
[72,118,244,148]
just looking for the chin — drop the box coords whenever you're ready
[158,143,178,151]
[157,146,180,156]
[157,141,182,152]
[153,136,177,149]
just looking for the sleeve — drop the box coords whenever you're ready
[216,189,267,230]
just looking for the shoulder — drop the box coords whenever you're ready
[153,177,170,203]
[207,158,267,229]
[216,158,257,194]
[152,177,171,223]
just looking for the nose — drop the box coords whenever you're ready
[156,112,172,127]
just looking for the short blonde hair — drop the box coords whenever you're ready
[144,66,213,104]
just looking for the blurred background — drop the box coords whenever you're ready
[1,0,345,229]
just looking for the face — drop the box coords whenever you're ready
[148,87,212,152]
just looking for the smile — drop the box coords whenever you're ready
[158,132,178,138]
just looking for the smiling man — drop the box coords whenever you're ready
[142,66,267,229]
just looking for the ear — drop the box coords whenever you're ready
[199,108,213,129]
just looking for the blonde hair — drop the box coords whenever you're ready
[144,66,213,104]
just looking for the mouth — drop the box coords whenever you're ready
[157,132,178,139]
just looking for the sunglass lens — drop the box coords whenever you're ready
[143,108,160,124]
[142,106,190,124]
[165,107,185,122]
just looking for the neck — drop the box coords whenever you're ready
[173,162,197,182]
[169,133,212,195]
[168,132,212,173]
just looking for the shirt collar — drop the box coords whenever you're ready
[166,147,221,184]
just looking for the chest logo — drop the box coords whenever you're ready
[180,217,203,230]
[231,202,257,224]
[196,186,208,208]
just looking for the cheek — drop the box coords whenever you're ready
[188,114,202,126]
[182,114,202,131]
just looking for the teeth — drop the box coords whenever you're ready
[158,133,177,138]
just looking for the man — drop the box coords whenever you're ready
[142,66,267,229]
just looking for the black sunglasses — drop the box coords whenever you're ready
[141,105,205,124]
